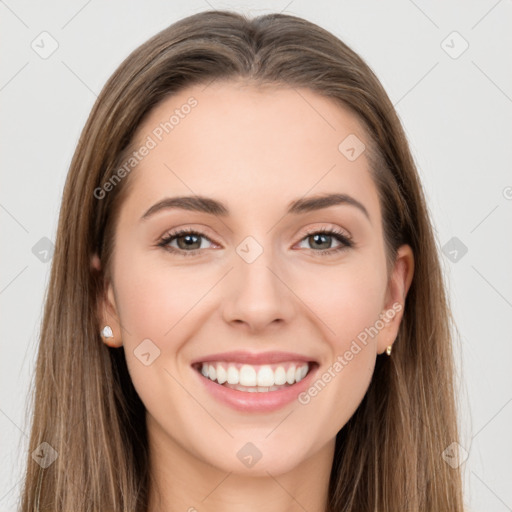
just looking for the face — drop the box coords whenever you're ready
[93,80,413,477]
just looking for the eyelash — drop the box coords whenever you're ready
[157,227,354,257]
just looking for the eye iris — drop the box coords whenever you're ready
[310,233,331,250]
[177,233,201,250]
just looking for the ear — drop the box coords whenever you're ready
[91,253,123,348]
[377,244,414,355]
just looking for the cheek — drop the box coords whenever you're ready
[112,251,214,422]
[300,258,387,347]
[296,258,386,411]
[113,250,211,342]
[112,249,227,402]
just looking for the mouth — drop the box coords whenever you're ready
[190,350,320,412]
[191,360,318,393]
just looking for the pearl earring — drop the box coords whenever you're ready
[385,345,392,356]
[101,325,114,339]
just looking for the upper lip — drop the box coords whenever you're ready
[191,350,317,365]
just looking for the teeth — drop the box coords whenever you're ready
[295,365,309,383]
[274,366,287,385]
[227,366,239,384]
[257,365,274,387]
[198,361,311,391]
[224,384,282,392]
[239,365,257,386]
[216,364,227,384]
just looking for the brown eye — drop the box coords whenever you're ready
[175,232,202,250]
[158,229,215,256]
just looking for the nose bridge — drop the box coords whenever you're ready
[221,235,295,331]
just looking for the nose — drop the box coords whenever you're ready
[221,249,296,334]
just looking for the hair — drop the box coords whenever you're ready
[19,9,465,512]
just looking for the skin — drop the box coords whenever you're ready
[91,80,414,512]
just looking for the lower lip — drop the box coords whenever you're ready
[192,364,318,413]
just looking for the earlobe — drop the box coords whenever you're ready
[99,284,123,348]
[91,253,123,348]
[378,244,415,355]
[100,325,123,348]
[91,253,101,271]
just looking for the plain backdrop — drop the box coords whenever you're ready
[1,1,511,511]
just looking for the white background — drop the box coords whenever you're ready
[1,1,511,510]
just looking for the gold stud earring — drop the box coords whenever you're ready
[385,345,392,356]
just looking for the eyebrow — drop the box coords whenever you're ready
[140,193,370,222]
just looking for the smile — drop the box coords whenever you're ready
[193,361,311,392]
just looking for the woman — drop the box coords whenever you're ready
[19,9,465,511]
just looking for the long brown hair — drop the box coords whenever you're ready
[19,10,465,511]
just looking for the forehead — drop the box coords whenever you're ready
[119,80,381,226]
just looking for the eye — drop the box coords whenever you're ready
[157,226,354,257]
[296,227,353,256]
[157,229,215,256]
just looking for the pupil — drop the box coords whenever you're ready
[311,234,330,249]
[179,234,200,250]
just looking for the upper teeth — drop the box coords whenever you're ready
[199,362,309,387]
